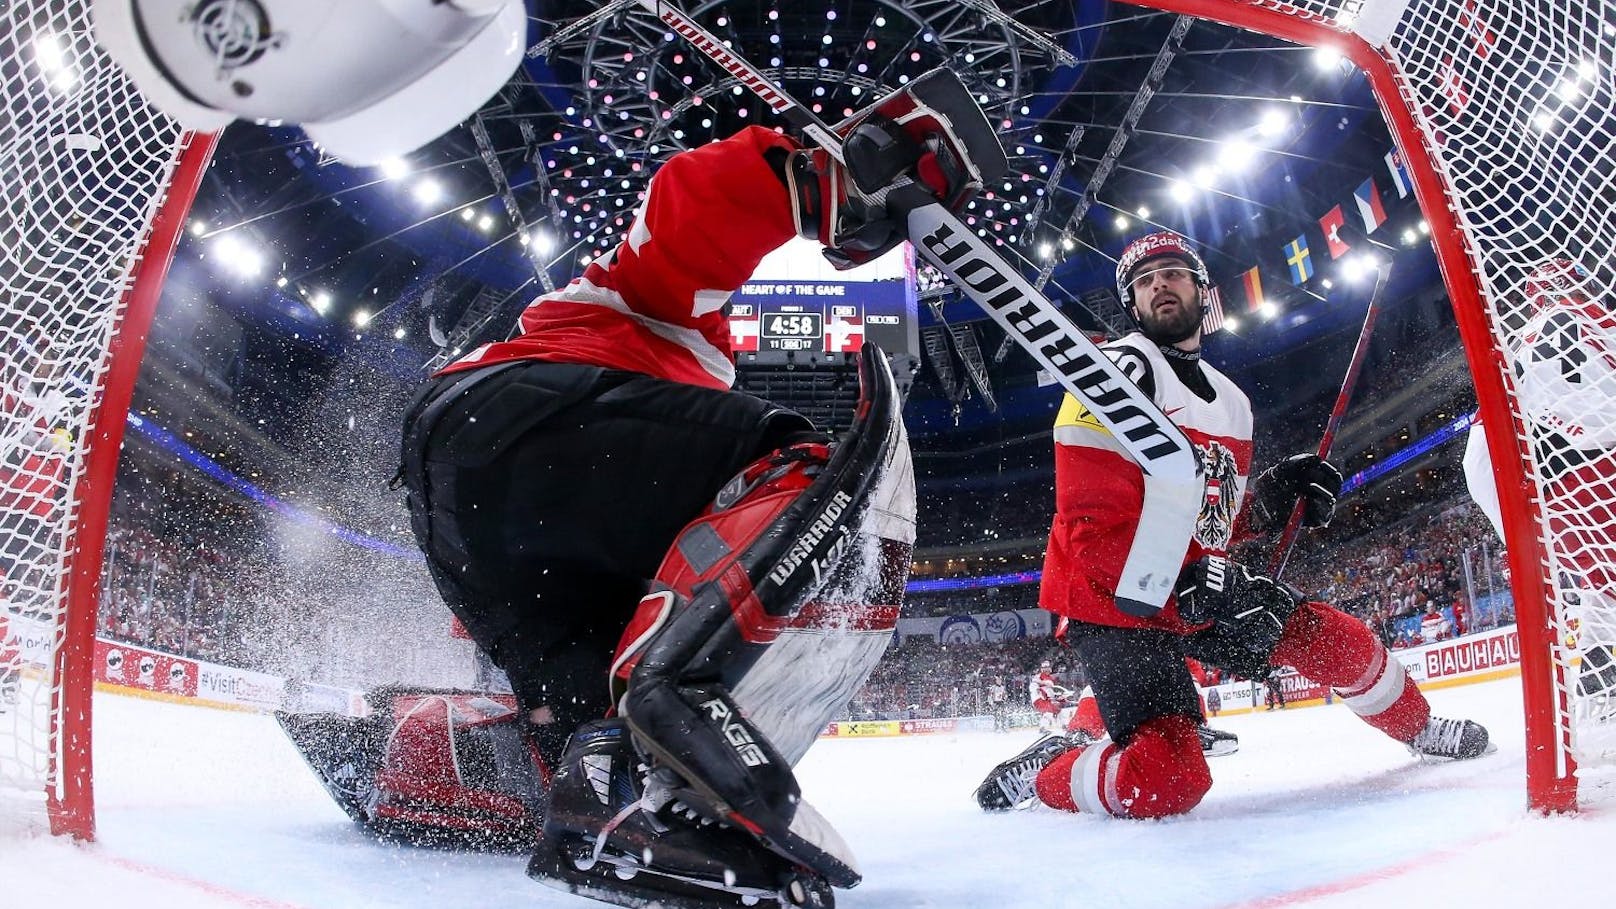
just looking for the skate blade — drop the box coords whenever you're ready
[1202,741,1240,758]
[623,719,860,889]
[529,838,833,909]
[1414,740,1499,763]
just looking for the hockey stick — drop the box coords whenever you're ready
[1270,263,1392,578]
[638,0,1202,615]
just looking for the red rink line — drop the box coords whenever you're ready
[96,853,314,909]
[1214,830,1509,909]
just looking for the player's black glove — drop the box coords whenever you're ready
[1250,453,1341,533]
[1176,555,1304,679]
[784,68,1007,269]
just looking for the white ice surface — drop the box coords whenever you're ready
[4,677,1612,908]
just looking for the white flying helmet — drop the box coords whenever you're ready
[92,0,527,165]
[1115,230,1211,309]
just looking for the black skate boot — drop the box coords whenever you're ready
[1408,716,1494,761]
[972,733,1086,811]
[530,720,835,909]
[1197,724,1240,757]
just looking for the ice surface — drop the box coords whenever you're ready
[4,677,1609,908]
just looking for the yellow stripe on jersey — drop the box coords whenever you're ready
[1054,393,1112,436]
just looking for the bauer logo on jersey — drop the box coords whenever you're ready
[1196,440,1241,550]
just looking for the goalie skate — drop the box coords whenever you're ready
[530,720,835,909]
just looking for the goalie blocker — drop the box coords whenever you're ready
[532,343,914,904]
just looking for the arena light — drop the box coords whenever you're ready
[1313,46,1344,70]
[459,207,474,221]
[1224,315,1241,332]
[1402,228,1418,245]
[1258,300,1279,320]
[309,290,332,315]
[1135,206,1150,219]
[1258,108,1290,138]
[1168,180,1194,204]
[1418,219,1430,235]
[1038,242,1054,260]
[275,275,288,288]
[477,214,494,232]
[189,219,207,237]
[353,309,372,327]
[1115,214,1129,231]
[393,327,407,340]
[1191,165,1218,187]
[378,158,409,180]
[210,233,264,278]
[1217,139,1256,174]
[410,178,442,206]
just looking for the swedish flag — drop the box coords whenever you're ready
[1284,236,1314,283]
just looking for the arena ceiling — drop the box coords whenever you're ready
[178,0,1441,433]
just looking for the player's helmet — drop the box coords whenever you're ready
[1524,258,1594,311]
[92,0,526,165]
[1040,660,1052,670]
[1115,231,1211,310]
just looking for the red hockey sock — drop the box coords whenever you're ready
[1273,602,1430,742]
[1065,696,1106,739]
[1034,714,1210,818]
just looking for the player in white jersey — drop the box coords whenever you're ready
[1464,258,1616,706]
[976,231,1491,818]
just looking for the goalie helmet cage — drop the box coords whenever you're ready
[0,1,214,841]
[1132,0,1608,813]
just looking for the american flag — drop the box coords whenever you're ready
[1201,285,1226,335]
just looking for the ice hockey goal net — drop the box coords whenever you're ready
[1139,0,1613,812]
[0,0,211,839]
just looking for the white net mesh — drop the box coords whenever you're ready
[1384,0,1616,765]
[0,1,184,808]
[1193,0,1616,773]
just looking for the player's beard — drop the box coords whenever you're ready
[1137,288,1203,346]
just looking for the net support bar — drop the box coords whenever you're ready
[47,130,219,841]
[1124,0,1574,813]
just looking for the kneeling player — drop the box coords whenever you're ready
[977,231,1490,819]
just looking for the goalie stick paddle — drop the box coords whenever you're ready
[1270,263,1392,578]
[635,0,1202,615]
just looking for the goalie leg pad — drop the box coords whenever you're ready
[613,345,914,889]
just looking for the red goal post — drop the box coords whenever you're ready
[1132,0,1605,813]
[0,1,214,840]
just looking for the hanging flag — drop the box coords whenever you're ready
[1353,178,1388,233]
[1319,205,1351,259]
[1240,267,1264,312]
[1201,285,1225,334]
[1385,148,1413,198]
[1284,236,1315,284]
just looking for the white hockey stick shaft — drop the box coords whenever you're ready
[638,0,1202,614]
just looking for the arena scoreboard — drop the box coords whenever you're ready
[728,277,916,358]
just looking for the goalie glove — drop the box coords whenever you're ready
[1250,453,1342,532]
[784,68,1008,270]
[1175,556,1304,678]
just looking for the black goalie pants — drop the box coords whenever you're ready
[399,360,807,764]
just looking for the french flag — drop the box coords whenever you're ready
[1354,178,1388,233]
[1384,149,1413,198]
